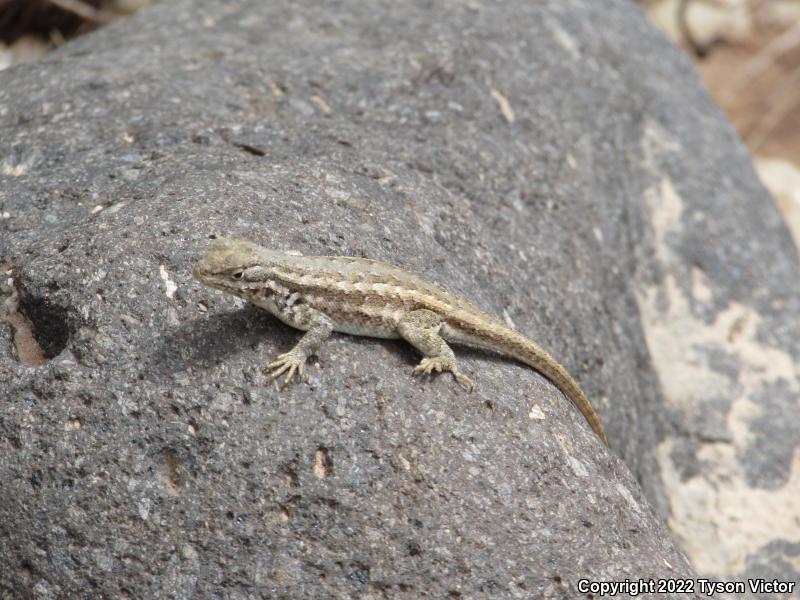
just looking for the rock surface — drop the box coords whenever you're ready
[1,0,797,597]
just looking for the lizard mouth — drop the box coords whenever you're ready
[200,279,263,298]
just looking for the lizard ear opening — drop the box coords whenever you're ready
[232,270,244,280]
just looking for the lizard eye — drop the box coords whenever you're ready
[232,270,244,280]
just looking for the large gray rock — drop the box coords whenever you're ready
[1,0,797,597]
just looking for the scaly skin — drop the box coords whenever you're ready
[193,238,608,445]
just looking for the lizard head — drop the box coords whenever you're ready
[192,238,271,296]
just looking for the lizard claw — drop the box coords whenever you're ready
[452,370,475,392]
[414,357,442,375]
[413,357,474,392]
[268,351,307,386]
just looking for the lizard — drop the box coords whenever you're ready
[192,238,608,445]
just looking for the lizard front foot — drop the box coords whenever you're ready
[267,350,307,386]
[413,357,475,391]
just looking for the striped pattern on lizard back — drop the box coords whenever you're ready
[252,254,488,339]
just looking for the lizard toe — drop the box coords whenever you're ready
[452,370,475,391]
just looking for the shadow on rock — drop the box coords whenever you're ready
[142,305,292,381]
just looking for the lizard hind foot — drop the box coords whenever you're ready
[268,351,307,386]
[413,357,475,392]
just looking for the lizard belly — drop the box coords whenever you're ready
[332,318,401,339]
[251,293,401,339]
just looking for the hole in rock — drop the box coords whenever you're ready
[16,293,71,359]
[2,281,74,365]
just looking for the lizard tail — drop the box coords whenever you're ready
[513,338,609,446]
[446,316,608,446]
